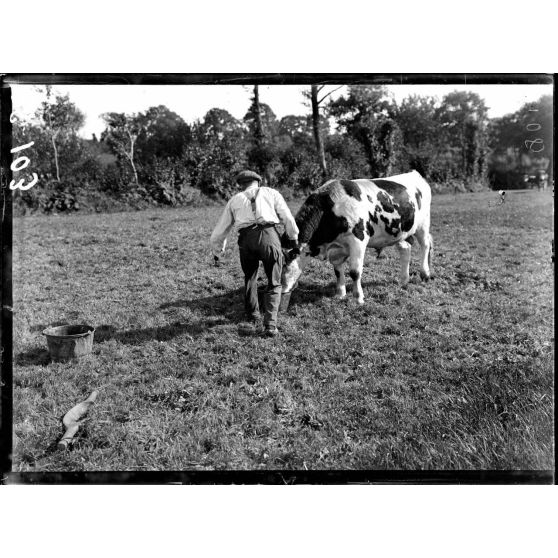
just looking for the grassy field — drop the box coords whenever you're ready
[11,189,554,471]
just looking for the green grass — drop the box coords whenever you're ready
[11,189,554,471]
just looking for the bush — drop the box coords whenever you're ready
[142,158,205,206]
[182,141,247,199]
[14,179,80,214]
[325,135,369,178]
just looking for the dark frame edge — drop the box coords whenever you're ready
[0,73,554,87]
[0,78,14,482]
[5,470,555,485]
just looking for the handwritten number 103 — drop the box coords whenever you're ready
[10,141,38,191]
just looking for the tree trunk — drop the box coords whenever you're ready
[253,85,263,148]
[51,130,60,182]
[311,85,327,178]
[127,131,139,185]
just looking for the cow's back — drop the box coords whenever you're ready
[294,171,430,254]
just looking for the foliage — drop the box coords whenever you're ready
[142,157,201,206]
[101,112,143,184]
[136,105,191,162]
[195,108,246,144]
[182,138,247,199]
[37,88,85,135]
[36,87,86,181]
[436,90,489,182]
[18,85,552,214]
[328,85,404,176]
[244,101,279,141]
[14,179,80,214]
[324,134,370,179]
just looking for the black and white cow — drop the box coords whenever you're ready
[281,171,433,304]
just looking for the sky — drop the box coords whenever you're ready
[10,83,553,139]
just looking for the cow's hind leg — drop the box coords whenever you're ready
[333,265,346,299]
[395,239,412,286]
[347,239,367,304]
[415,228,433,281]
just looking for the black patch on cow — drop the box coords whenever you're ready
[369,204,381,224]
[372,179,415,232]
[380,214,401,237]
[377,190,395,213]
[367,195,374,204]
[340,180,362,201]
[366,213,375,236]
[295,190,350,256]
[280,232,299,250]
[352,218,365,240]
[349,270,359,282]
[406,235,415,245]
[334,268,340,278]
[415,189,422,209]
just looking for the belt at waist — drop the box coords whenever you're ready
[239,222,277,232]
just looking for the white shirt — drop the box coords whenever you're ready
[210,185,299,255]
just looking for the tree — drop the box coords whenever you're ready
[136,105,191,162]
[278,115,311,142]
[306,85,341,178]
[101,112,143,185]
[243,88,280,181]
[36,86,85,181]
[196,108,245,144]
[328,85,402,176]
[436,91,489,182]
[395,95,445,178]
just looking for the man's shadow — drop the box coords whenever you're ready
[97,287,251,346]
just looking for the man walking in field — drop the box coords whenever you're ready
[210,170,299,337]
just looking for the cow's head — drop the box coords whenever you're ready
[280,235,308,293]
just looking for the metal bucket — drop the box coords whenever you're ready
[43,324,95,362]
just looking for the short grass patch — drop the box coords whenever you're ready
[11,189,554,471]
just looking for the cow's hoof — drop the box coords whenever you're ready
[420,271,431,282]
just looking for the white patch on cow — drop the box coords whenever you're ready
[281,244,311,293]
[332,195,365,229]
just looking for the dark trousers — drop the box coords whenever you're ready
[238,225,283,328]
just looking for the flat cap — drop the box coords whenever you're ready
[235,170,262,184]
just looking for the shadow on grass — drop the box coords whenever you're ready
[14,346,51,367]
[160,287,246,319]
[93,289,247,345]
[160,283,343,315]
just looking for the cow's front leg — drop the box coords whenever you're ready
[395,239,412,286]
[347,240,366,304]
[333,265,346,299]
